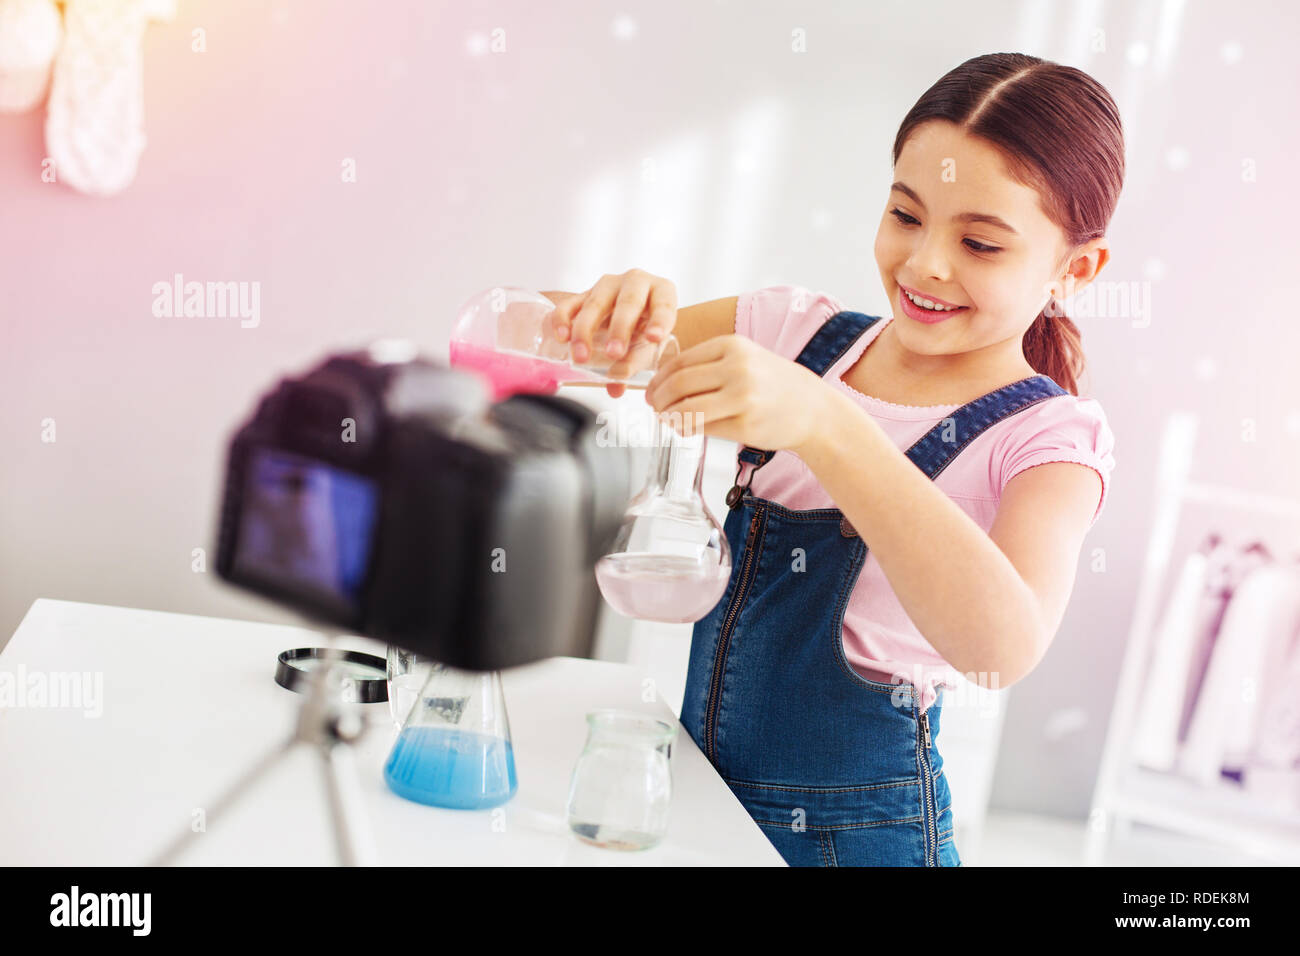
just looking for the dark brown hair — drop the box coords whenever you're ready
[891,53,1125,395]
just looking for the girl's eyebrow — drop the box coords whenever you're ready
[890,181,1021,236]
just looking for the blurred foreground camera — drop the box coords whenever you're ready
[214,344,629,670]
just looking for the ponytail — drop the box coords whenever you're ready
[1023,297,1085,396]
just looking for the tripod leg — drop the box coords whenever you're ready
[147,632,378,866]
[147,735,298,866]
[322,740,378,866]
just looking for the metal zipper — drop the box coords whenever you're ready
[920,709,937,865]
[703,501,765,762]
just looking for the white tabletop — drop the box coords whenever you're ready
[0,599,783,866]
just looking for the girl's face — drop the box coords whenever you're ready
[873,119,1102,363]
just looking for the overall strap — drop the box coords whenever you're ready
[735,311,881,471]
[903,375,1066,481]
[826,375,1065,535]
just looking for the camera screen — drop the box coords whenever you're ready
[231,447,378,616]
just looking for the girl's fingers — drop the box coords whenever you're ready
[611,334,661,381]
[605,351,636,381]
[643,285,678,342]
[646,356,730,410]
[606,273,653,359]
[647,340,726,395]
[552,298,573,341]
[569,275,621,363]
[551,272,677,367]
[549,294,582,342]
[657,393,727,438]
[652,331,726,385]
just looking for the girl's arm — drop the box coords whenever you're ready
[794,385,1103,689]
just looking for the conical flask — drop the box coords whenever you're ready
[595,413,731,623]
[448,286,678,399]
[382,663,518,809]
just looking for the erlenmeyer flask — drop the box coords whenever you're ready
[385,644,438,731]
[595,412,731,623]
[448,286,677,399]
[382,664,518,809]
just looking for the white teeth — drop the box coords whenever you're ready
[904,289,959,311]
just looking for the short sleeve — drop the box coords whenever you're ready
[736,285,848,361]
[998,396,1116,528]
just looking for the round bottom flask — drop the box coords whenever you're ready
[595,412,730,623]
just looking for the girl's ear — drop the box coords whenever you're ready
[1058,238,1110,298]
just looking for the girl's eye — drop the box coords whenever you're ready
[889,208,1003,255]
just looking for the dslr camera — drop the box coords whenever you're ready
[214,345,629,670]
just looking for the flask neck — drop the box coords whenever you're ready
[647,415,706,501]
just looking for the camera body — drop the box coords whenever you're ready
[214,348,629,670]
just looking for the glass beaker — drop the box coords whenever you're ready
[382,664,518,810]
[566,710,678,850]
[595,411,731,622]
[448,285,678,398]
[385,645,438,731]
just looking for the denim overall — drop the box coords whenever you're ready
[680,310,1066,866]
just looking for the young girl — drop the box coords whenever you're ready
[545,52,1122,867]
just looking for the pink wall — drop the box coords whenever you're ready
[2,0,1298,818]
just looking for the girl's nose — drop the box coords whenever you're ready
[907,232,955,283]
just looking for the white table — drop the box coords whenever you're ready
[0,599,783,866]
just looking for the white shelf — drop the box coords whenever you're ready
[1111,766,1300,865]
[1087,411,1300,866]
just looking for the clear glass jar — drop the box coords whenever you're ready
[565,709,677,850]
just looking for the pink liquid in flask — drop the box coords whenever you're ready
[449,340,656,399]
[595,553,730,623]
[448,340,567,399]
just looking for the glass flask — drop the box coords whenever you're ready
[595,411,731,623]
[448,285,679,399]
[385,644,438,731]
[382,664,518,810]
[566,710,678,851]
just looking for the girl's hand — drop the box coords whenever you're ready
[548,269,678,398]
[644,334,831,454]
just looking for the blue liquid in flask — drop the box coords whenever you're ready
[383,726,518,809]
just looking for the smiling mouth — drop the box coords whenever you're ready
[899,284,968,312]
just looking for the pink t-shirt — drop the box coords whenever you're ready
[735,285,1117,713]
